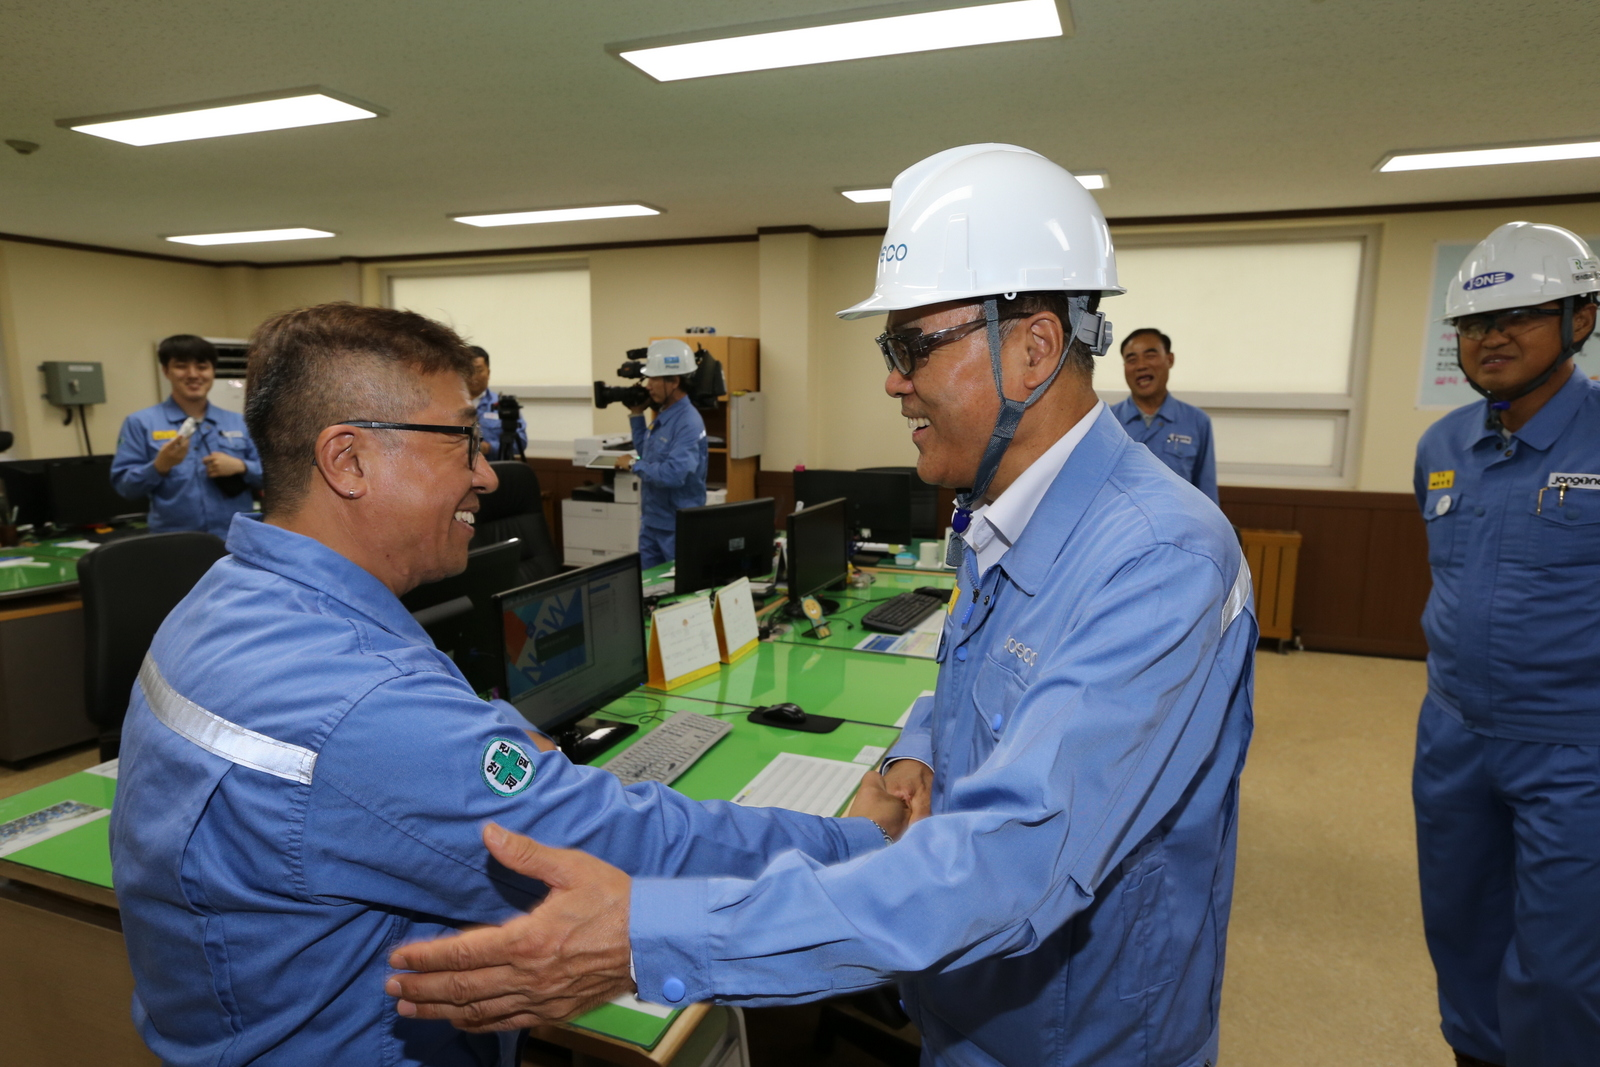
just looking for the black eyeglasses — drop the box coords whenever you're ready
[1452,306,1563,341]
[875,313,1028,377]
[338,421,482,468]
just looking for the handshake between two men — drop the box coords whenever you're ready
[384,760,936,1030]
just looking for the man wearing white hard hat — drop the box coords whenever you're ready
[386,145,1256,1067]
[1412,221,1600,1067]
[614,339,708,567]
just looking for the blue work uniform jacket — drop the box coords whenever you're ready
[629,408,1257,1067]
[475,390,527,459]
[1111,394,1219,504]
[1414,368,1600,744]
[110,515,884,1067]
[111,398,261,538]
[630,395,707,531]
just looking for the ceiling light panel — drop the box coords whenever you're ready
[60,88,383,147]
[453,204,661,227]
[1379,137,1600,172]
[616,0,1065,82]
[1073,170,1108,190]
[166,228,335,246]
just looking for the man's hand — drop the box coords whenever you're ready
[385,825,635,1031]
[153,434,191,475]
[203,452,246,479]
[613,453,633,471]
[846,768,911,841]
[882,759,934,824]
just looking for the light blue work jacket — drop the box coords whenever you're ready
[1111,394,1219,503]
[630,408,1257,1066]
[630,395,707,531]
[111,397,261,537]
[1414,368,1600,744]
[475,389,527,459]
[110,514,883,1067]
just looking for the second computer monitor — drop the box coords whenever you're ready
[674,497,776,595]
[786,497,849,602]
[495,554,647,735]
[792,469,913,543]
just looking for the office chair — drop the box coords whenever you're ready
[472,461,560,586]
[860,465,940,540]
[78,531,227,760]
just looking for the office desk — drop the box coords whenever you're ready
[0,548,80,600]
[765,569,956,655]
[0,590,94,763]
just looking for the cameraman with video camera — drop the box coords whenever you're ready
[614,339,707,567]
[466,346,526,460]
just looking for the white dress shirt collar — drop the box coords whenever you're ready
[965,401,1103,580]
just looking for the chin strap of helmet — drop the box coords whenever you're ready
[1459,296,1593,432]
[948,294,1110,549]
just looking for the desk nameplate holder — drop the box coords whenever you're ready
[712,577,760,665]
[646,596,722,690]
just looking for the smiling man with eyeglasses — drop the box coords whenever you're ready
[107,302,909,1067]
[1412,222,1600,1067]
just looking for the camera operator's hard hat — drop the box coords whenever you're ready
[837,143,1122,320]
[642,339,695,377]
[1444,221,1600,320]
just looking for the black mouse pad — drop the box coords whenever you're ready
[747,708,842,733]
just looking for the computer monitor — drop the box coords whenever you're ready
[402,538,523,695]
[792,469,913,543]
[495,554,647,745]
[786,497,849,612]
[0,455,146,529]
[674,497,776,596]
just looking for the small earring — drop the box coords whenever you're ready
[348,489,356,497]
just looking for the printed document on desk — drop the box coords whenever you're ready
[646,596,721,689]
[853,609,943,659]
[734,753,865,817]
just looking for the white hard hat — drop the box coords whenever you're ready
[837,143,1122,321]
[642,339,695,377]
[1444,221,1600,320]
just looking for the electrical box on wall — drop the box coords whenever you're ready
[39,361,106,406]
[726,391,765,460]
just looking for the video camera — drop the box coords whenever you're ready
[593,344,726,411]
[495,392,524,461]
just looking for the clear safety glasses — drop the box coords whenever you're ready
[1452,306,1563,341]
[338,421,482,468]
[875,313,1027,377]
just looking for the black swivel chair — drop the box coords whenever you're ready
[472,461,561,587]
[859,465,941,540]
[78,532,228,760]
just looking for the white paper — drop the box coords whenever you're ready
[895,690,937,728]
[84,758,119,780]
[714,577,760,654]
[733,752,865,816]
[0,557,50,568]
[0,800,110,858]
[853,745,887,766]
[854,629,940,659]
[56,539,99,550]
[607,991,674,1019]
[653,596,721,683]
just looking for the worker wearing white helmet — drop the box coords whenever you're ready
[1412,221,1600,1067]
[614,339,708,566]
[386,144,1257,1067]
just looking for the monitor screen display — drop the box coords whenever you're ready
[786,497,848,601]
[495,554,646,733]
[792,469,913,543]
[674,497,776,595]
[46,456,144,527]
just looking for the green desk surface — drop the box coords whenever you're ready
[0,770,116,887]
[0,549,80,598]
[766,569,955,652]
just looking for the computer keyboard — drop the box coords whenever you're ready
[601,710,732,786]
[861,592,946,635]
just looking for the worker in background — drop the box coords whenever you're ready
[111,334,260,538]
[110,302,908,1067]
[465,346,526,460]
[613,339,707,567]
[387,145,1257,1067]
[1412,221,1600,1067]
[1111,328,1219,503]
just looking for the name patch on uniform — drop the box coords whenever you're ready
[221,430,244,438]
[481,738,535,797]
[152,430,178,441]
[1166,433,1193,445]
[1003,636,1037,666]
[1546,472,1600,490]
[1428,470,1455,490]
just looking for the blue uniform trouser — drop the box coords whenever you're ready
[1413,695,1600,1067]
[639,526,674,570]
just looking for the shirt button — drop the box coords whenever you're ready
[955,646,968,662]
[1504,449,1513,457]
[983,595,989,605]
[662,977,686,1003]
[1474,507,1485,516]
[990,713,1004,731]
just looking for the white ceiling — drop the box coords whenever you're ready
[1,0,1596,264]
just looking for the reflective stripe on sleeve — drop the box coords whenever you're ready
[138,655,317,784]
[1222,553,1252,635]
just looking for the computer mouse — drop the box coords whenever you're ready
[761,703,808,725]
